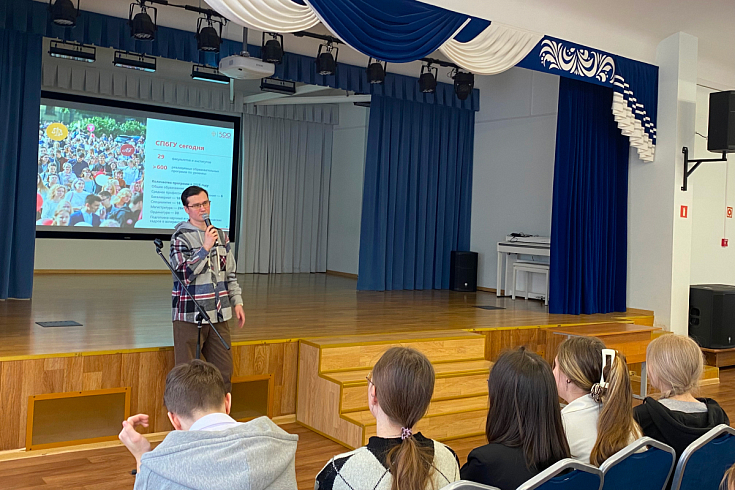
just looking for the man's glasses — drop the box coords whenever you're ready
[186,200,211,210]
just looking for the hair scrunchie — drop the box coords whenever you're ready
[401,427,413,440]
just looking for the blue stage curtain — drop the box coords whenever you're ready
[357,95,474,291]
[0,28,41,299]
[305,0,469,63]
[550,77,629,314]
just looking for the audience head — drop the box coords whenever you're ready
[48,184,66,201]
[723,463,735,490]
[646,334,703,399]
[100,219,120,227]
[130,192,143,212]
[163,360,230,430]
[83,194,101,214]
[72,178,85,193]
[486,348,570,471]
[369,347,435,490]
[52,207,70,226]
[47,174,60,187]
[554,337,641,466]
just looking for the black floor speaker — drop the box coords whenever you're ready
[689,284,735,349]
[450,251,478,292]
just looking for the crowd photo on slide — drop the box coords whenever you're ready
[36,104,146,228]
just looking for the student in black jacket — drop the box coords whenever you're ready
[461,348,570,490]
[634,334,729,460]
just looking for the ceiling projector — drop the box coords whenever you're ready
[219,54,275,80]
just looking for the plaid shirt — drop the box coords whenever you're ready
[170,221,243,323]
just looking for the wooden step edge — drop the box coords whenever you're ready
[303,334,485,350]
[341,392,489,414]
[296,420,356,451]
[320,357,488,376]
[342,405,489,427]
[436,431,486,443]
[328,368,492,388]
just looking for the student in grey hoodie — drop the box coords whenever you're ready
[170,186,246,392]
[119,360,298,490]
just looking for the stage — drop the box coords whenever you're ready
[0,272,654,452]
[2,272,652,358]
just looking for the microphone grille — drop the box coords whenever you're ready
[201,213,210,221]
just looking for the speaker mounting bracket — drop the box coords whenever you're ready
[681,146,727,191]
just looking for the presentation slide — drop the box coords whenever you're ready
[36,97,236,235]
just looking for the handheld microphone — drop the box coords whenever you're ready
[202,213,218,246]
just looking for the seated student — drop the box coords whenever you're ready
[634,334,729,460]
[461,348,570,490]
[316,347,460,490]
[119,360,298,490]
[553,337,641,465]
[69,194,102,227]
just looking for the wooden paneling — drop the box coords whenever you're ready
[482,327,547,361]
[0,341,298,451]
[296,342,362,449]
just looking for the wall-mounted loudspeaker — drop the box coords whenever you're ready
[707,91,735,153]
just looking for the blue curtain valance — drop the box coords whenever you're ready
[305,0,469,63]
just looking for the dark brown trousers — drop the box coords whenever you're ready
[173,320,233,393]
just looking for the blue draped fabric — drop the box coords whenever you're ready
[357,95,474,291]
[306,0,469,63]
[1,0,479,110]
[0,28,41,299]
[550,78,629,314]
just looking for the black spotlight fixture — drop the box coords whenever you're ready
[196,16,223,52]
[315,41,338,76]
[129,1,157,40]
[452,69,474,100]
[262,33,284,64]
[418,63,438,93]
[366,58,386,84]
[48,0,79,26]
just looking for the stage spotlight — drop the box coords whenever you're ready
[262,33,284,64]
[191,64,229,84]
[49,40,96,62]
[196,17,222,52]
[418,63,438,93]
[129,2,157,40]
[49,0,79,26]
[366,58,386,84]
[452,70,474,100]
[113,50,156,72]
[316,42,338,76]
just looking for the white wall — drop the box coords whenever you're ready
[470,68,559,289]
[689,85,735,285]
[326,103,369,275]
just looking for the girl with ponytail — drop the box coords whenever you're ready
[315,347,460,490]
[553,337,641,466]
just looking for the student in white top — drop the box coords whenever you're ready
[552,337,641,466]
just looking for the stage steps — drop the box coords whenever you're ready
[296,330,491,449]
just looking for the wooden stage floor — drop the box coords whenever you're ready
[1,272,652,358]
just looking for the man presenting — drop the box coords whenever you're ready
[170,186,245,392]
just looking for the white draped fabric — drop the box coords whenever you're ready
[439,23,543,76]
[238,113,333,273]
[612,76,655,162]
[205,0,318,32]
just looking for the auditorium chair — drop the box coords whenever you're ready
[670,424,735,490]
[439,481,500,490]
[516,459,603,490]
[599,437,675,490]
